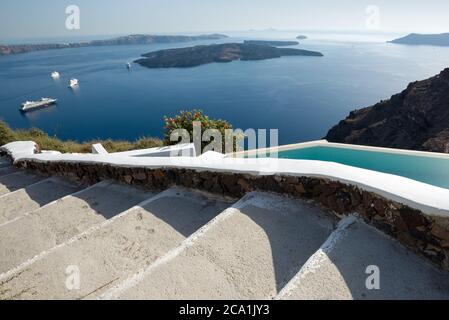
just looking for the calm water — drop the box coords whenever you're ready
[276,146,449,189]
[1,32,449,144]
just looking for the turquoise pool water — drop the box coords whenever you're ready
[271,146,449,189]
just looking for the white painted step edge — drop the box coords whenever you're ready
[274,215,358,300]
[0,186,222,285]
[97,192,256,300]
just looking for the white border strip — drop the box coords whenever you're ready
[98,193,254,300]
[275,215,357,300]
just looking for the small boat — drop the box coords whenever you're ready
[51,71,60,79]
[20,97,57,112]
[126,62,131,69]
[68,78,79,88]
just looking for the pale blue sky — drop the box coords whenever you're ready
[1,0,448,41]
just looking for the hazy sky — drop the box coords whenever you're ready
[1,0,448,41]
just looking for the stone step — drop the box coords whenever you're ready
[0,166,17,177]
[102,192,336,300]
[277,218,449,300]
[0,177,85,225]
[0,181,152,274]
[0,156,11,168]
[0,172,44,196]
[0,187,232,300]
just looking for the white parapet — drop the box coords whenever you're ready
[4,140,449,217]
[111,143,196,158]
[0,141,38,160]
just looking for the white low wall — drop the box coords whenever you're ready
[3,140,449,217]
[111,143,196,157]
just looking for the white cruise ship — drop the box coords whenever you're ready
[20,98,57,112]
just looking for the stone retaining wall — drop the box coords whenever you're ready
[15,158,449,271]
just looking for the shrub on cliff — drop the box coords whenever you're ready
[163,109,235,153]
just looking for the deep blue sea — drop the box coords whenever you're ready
[1,31,449,144]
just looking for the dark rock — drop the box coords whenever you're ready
[132,171,146,181]
[325,68,449,153]
[373,198,387,216]
[400,207,429,230]
[237,178,253,193]
[431,224,449,242]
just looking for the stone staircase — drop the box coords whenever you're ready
[1,155,449,300]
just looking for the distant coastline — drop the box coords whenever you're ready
[388,33,449,46]
[135,43,323,68]
[0,34,229,56]
[243,40,299,47]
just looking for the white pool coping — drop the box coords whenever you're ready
[3,140,449,217]
[230,139,449,160]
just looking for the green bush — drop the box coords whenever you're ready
[164,109,235,153]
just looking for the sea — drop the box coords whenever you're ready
[1,30,449,145]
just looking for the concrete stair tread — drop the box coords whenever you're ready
[0,177,85,225]
[0,166,17,177]
[0,156,11,168]
[0,172,44,196]
[0,187,231,300]
[0,181,153,274]
[279,220,449,300]
[108,192,336,300]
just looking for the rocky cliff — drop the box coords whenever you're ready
[325,68,449,153]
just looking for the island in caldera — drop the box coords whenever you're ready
[388,33,449,46]
[135,43,323,68]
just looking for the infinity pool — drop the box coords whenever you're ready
[268,146,449,189]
